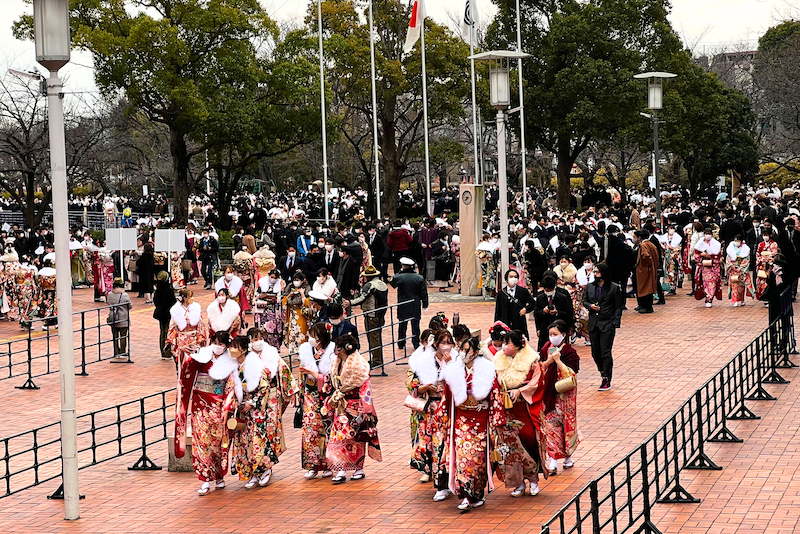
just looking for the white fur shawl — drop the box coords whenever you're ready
[206,300,241,332]
[298,341,335,376]
[207,350,243,402]
[695,238,721,255]
[241,351,266,393]
[442,356,496,406]
[170,302,202,330]
[257,276,282,295]
[408,345,440,385]
[258,346,280,379]
[215,275,243,297]
[727,241,750,260]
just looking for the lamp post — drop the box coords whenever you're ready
[634,72,676,225]
[33,0,80,520]
[469,51,530,277]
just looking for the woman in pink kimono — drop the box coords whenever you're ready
[439,337,505,511]
[725,235,755,307]
[693,230,723,307]
[755,229,780,301]
[317,334,381,484]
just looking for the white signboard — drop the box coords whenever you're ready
[154,229,186,253]
[105,228,138,251]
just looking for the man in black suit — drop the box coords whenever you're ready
[366,224,385,268]
[533,274,574,351]
[277,245,299,279]
[719,210,743,247]
[583,262,624,391]
[494,269,536,339]
[327,302,358,340]
[320,240,341,279]
[390,257,429,349]
[779,218,800,299]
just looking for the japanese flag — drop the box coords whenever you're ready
[403,0,426,54]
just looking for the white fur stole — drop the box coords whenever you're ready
[206,300,241,332]
[215,275,243,297]
[408,345,439,385]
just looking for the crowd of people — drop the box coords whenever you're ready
[1,177,798,510]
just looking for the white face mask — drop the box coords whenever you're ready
[584,263,593,271]
[325,245,334,252]
[211,344,226,356]
[225,273,233,281]
[438,343,453,353]
[309,337,318,349]
[704,236,712,242]
[251,340,264,352]
[330,318,342,326]
[544,290,555,298]
[217,295,226,304]
[507,277,518,287]
[549,334,565,347]
[763,235,770,241]
[668,229,675,235]
[288,251,295,258]
[317,277,325,286]
[293,280,302,288]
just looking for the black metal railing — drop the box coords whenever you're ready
[541,289,795,534]
[0,303,132,390]
[0,298,418,499]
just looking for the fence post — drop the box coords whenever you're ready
[16,333,39,390]
[637,446,664,534]
[589,479,601,534]
[658,418,700,503]
[728,350,759,420]
[685,390,721,470]
[708,371,742,443]
[129,398,162,471]
[77,311,88,376]
[746,336,776,401]
[763,316,789,384]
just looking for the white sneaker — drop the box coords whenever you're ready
[511,483,526,497]
[304,470,318,480]
[706,303,712,308]
[564,456,574,468]
[733,302,740,307]
[245,476,258,489]
[433,489,450,502]
[198,481,211,495]
[529,483,540,496]
[457,498,471,511]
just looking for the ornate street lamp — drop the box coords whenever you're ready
[634,71,677,224]
[33,0,80,520]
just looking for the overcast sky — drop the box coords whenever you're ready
[1,0,792,94]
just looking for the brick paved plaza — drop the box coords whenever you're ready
[0,286,797,534]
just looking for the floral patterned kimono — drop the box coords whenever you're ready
[1,259,22,322]
[70,249,88,287]
[540,342,581,461]
[16,265,38,326]
[298,341,336,471]
[693,238,723,304]
[227,349,298,481]
[166,302,208,368]
[662,232,683,293]
[253,276,285,349]
[99,251,115,295]
[725,242,755,304]
[493,344,549,489]
[175,346,229,482]
[755,239,779,300]
[232,252,254,313]
[320,350,382,472]
[555,263,588,341]
[406,344,449,486]
[282,286,311,353]
[451,238,461,285]
[34,267,58,322]
[476,246,497,300]
[440,355,506,504]
[170,251,185,290]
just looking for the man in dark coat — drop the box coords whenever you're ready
[335,242,362,300]
[779,218,800,299]
[494,268,536,338]
[277,245,299,279]
[583,262,624,391]
[327,302,358,340]
[533,274,574,351]
[389,257,428,350]
[152,270,177,360]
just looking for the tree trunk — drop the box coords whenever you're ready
[556,144,573,210]
[170,124,190,226]
[379,99,404,220]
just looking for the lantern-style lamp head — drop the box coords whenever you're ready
[469,50,530,110]
[633,72,677,111]
[33,0,71,72]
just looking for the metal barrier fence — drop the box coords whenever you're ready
[0,299,417,499]
[541,290,797,534]
[0,210,151,230]
[0,304,132,390]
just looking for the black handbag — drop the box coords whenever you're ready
[293,400,303,429]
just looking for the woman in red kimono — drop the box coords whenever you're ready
[540,320,581,475]
[215,265,248,327]
[318,334,382,484]
[174,331,232,495]
[755,229,780,301]
[207,288,241,338]
[166,288,208,368]
[440,337,506,511]
[481,321,510,359]
[494,329,549,497]
[693,230,723,307]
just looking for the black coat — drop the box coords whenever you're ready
[494,286,535,338]
[583,281,624,333]
[277,254,300,280]
[329,318,359,341]
[431,240,453,281]
[152,279,176,322]
[719,219,744,245]
[390,270,428,319]
[136,252,156,294]
[335,255,360,299]
[779,230,800,276]
[533,290,574,350]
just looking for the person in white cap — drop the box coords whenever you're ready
[389,257,428,350]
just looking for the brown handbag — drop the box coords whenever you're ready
[729,274,739,284]
[702,259,713,267]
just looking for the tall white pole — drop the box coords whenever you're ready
[469,26,480,185]
[47,70,80,519]
[515,0,528,217]
[368,0,381,219]
[318,0,330,225]
[497,108,509,276]
[420,12,431,216]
